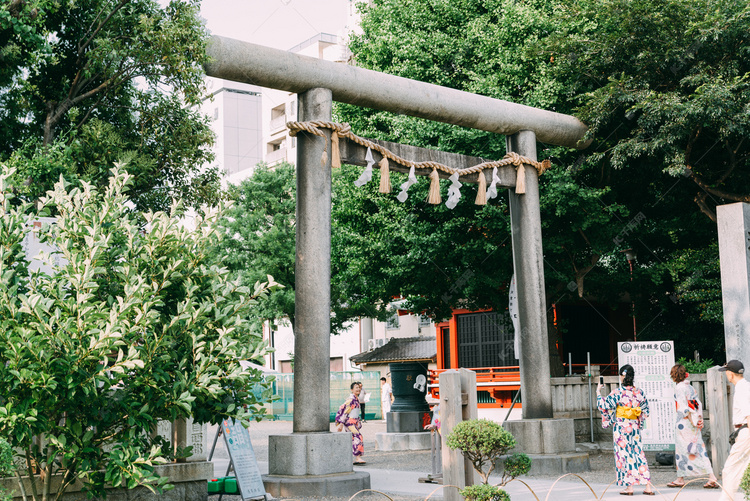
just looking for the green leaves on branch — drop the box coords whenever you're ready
[446,419,528,485]
[0,164,273,500]
[2,0,218,213]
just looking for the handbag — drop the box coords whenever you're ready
[729,424,747,446]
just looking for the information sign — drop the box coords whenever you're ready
[221,419,266,500]
[617,341,676,451]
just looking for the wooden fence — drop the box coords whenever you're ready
[551,373,709,419]
[550,373,714,442]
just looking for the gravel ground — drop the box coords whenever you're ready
[207,419,716,500]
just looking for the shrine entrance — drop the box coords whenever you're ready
[205,35,589,498]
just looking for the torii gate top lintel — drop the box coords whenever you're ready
[205,36,589,150]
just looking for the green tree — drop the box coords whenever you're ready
[337,0,741,361]
[539,0,750,356]
[0,165,275,500]
[1,0,218,212]
[337,0,629,365]
[219,163,297,332]
[218,163,366,335]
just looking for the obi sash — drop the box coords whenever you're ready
[616,405,642,420]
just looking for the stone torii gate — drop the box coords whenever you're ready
[205,35,588,497]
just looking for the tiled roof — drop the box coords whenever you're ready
[350,336,437,365]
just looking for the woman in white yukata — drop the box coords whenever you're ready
[667,364,719,489]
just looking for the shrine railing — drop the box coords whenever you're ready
[428,367,710,417]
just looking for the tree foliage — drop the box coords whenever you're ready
[0,165,275,500]
[446,418,527,486]
[218,163,373,335]
[219,163,297,332]
[538,0,750,355]
[1,0,219,212]
[335,0,741,361]
[337,0,629,367]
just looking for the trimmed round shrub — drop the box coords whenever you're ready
[740,462,750,499]
[446,419,517,484]
[446,419,516,461]
[503,453,531,478]
[460,484,511,501]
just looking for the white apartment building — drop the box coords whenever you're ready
[200,78,263,186]
[263,33,350,167]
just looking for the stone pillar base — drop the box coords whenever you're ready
[503,418,576,454]
[263,471,370,498]
[498,418,590,475]
[268,432,354,476]
[375,432,431,451]
[386,411,431,433]
[495,452,590,476]
[266,432,370,497]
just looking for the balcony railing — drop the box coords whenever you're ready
[265,147,288,165]
[270,114,287,132]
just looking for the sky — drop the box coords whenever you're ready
[199,0,353,51]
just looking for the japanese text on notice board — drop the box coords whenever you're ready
[618,341,676,451]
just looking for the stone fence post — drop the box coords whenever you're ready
[707,366,731,477]
[440,369,478,501]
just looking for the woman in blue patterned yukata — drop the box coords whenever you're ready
[666,364,719,489]
[335,381,365,465]
[597,365,655,496]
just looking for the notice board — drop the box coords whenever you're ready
[222,419,266,500]
[617,341,676,451]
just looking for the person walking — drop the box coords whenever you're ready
[335,381,366,465]
[359,383,370,423]
[667,363,719,488]
[718,360,750,501]
[380,376,392,419]
[597,364,655,496]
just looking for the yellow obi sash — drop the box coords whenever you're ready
[616,406,642,420]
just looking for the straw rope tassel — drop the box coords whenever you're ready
[515,164,526,194]
[378,157,391,193]
[475,170,487,205]
[330,131,341,168]
[428,169,442,204]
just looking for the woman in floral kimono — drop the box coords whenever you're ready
[335,381,365,464]
[667,364,719,489]
[597,365,655,496]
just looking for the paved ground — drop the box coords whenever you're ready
[207,420,728,501]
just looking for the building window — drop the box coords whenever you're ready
[418,315,432,327]
[386,310,399,330]
[330,357,343,372]
[456,311,514,368]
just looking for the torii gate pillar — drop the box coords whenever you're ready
[264,88,370,497]
[507,131,554,419]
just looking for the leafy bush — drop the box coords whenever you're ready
[0,166,277,500]
[501,453,531,485]
[0,439,13,476]
[676,357,715,374]
[446,419,519,484]
[459,484,511,501]
[740,462,750,499]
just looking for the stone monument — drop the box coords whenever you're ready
[717,202,750,370]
